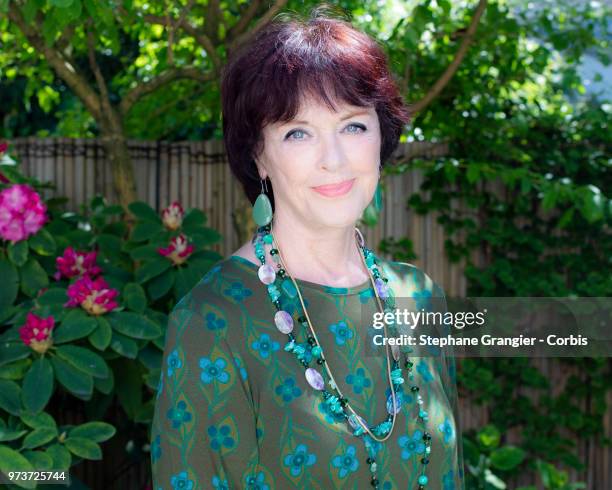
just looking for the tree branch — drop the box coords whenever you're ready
[226,0,261,43]
[410,0,487,115]
[86,23,111,111]
[228,0,288,53]
[119,67,215,116]
[7,4,102,120]
[204,0,221,44]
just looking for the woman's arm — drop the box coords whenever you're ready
[150,290,260,489]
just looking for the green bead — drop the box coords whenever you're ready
[281,278,297,298]
[252,193,273,226]
[263,234,273,244]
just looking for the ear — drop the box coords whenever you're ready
[254,159,267,181]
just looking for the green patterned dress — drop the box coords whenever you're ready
[150,255,464,490]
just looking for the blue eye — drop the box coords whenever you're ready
[284,123,366,140]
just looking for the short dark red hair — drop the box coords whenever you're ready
[221,6,411,209]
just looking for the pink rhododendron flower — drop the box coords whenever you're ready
[0,184,48,242]
[19,312,55,354]
[65,276,119,316]
[54,247,102,281]
[161,201,184,230]
[158,234,194,265]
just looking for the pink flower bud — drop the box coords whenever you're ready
[19,312,55,354]
[65,276,119,316]
[157,234,194,265]
[55,247,102,281]
[161,201,184,231]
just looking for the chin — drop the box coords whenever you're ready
[310,201,366,229]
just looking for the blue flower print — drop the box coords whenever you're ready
[345,367,371,395]
[233,356,248,381]
[166,400,192,429]
[397,430,425,460]
[279,294,308,316]
[205,312,226,331]
[223,281,253,302]
[443,470,455,490]
[363,435,382,458]
[207,424,235,451]
[151,433,161,462]
[332,445,359,478]
[438,417,455,444]
[201,265,221,284]
[382,482,393,490]
[170,470,193,490]
[245,471,270,490]
[212,476,229,490]
[283,443,317,477]
[199,356,230,384]
[275,377,302,403]
[251,333,280,359]
[329,321,354,346]
[156,370,164,399]
[417,360,433,383]
[167,349,182,377]
[412,288,432,311]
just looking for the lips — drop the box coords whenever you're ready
[311,178,356,197]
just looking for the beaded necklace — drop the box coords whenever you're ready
[252,223,432,489]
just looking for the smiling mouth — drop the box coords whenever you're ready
[311,178,356,197]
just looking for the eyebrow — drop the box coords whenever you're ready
[282,110,371,126]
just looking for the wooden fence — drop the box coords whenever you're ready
[8,137,611,489]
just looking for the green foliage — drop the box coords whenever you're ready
[0,162,222,487]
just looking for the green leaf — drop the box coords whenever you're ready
[8,240,29,266]
[93,367,114,394]
[96,233,123,257]
[0,343,31,367]
[64,437,102,460]
[28,229,57,256]
[22,357,54,414]
[477,424,501,449]
[129,244,162,261]
[45,443,71,471]
[21,426,57,449]
[128,201,161,223]
[53,309,98,344]
[188,227,221,246]
[466,163,481,184]
[50,355,93,400]
[123,282,147,313]
[109,331,138,359]
[0,379,22,415]
[19,258,49,298]
[182,208,206,232]
[0,446,36,489]
[0,428,28,442]
[490,445,526,471]
[37,288,68,306]
[20,411,57,431]
[0,259,19,309]
[174,265,201,300]
[55,345,109,379]
[69,421,115,443]
[51,0,74,7]
[131,222,164,242]
[108,311,161,339]
[135,259,172,284]
[147,267,175,300]
[114,359,143,419]
[89,316,112,350]
[0,358,31,380]
[23,449,53,470]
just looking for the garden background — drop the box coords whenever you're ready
[0,0,610,489]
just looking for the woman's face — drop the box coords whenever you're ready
[256,94,381,230]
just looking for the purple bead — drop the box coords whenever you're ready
[258,264,276,285]
[305,368,325,390]
[348,413,366,430]
[374,278,389,299]
[274,310,294,334]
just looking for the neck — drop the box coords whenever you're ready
[269,208,370,288]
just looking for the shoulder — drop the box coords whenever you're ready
[380,259,446,299]
[167,257,255,342]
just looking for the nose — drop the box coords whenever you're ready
[318,131,348,172]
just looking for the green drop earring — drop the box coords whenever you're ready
[252,177,273,227]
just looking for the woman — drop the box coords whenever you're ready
[151,7,464,490]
